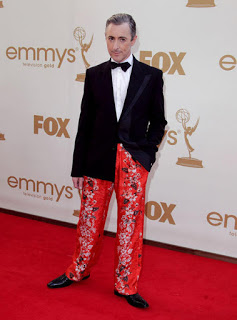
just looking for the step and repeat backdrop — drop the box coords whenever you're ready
[0,0,236,258]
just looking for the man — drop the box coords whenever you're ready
[47,13,167,309]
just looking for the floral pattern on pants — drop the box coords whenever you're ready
[66,144,148,295]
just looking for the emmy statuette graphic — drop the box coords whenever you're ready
[74,27,93,82]
[176,109,203,168]
[186,0,216,7]
[0,1,4,8]
[0,132,5,140]
[73,188,82,217]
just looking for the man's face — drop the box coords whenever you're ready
[105,22,137,63]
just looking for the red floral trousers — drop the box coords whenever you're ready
[66,144,148,295]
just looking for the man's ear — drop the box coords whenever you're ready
[131,35,137,46]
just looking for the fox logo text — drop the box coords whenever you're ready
[140,51,186,75]
[34,115,70,138]
[145,201,176,224]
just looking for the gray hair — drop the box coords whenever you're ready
[106,13,136,40]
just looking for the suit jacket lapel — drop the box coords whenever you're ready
[119,57,151,122]
[100,57,151,124]
[100,60,117,122]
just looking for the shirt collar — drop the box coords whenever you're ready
[111,53,133,67]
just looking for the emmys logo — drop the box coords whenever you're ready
[176,109,203,168]
[159,129,178,147]
[0,132,5,140]
[34,115,70,138]
[207,212,237,232]
[186,0,216,7]
[7,176,73,202]
[74,27,93,82]
[6,46,76,68]
[6,28,94,71]
[140,51,186,75]
[0,1,4,8]
[219,55,236,71]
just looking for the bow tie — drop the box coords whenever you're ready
[111,61,131,72]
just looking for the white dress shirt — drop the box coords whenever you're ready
[111,53,133,121]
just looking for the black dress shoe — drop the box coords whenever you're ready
[114,290,149,308]
[47,273,90,289]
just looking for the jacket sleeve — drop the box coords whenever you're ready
[147,70,167,149]
[71,69,94,177]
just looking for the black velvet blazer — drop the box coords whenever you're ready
[71,56,167,182]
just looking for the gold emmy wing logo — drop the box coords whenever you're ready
[186,0,216,7]
[73,189,82,217]
[0,1,3,8]
[176,109,203,168]
[74,27,93,82]
[0,132,5,140]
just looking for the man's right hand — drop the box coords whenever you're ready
[72,177,84,190]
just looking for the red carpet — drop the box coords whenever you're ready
[0,212,236,320]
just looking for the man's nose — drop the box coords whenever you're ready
[113,40,119,50]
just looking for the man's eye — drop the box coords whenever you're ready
[120,38,126,42]
[109,37,114,41]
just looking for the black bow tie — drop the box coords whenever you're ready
[111,61,131,72]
